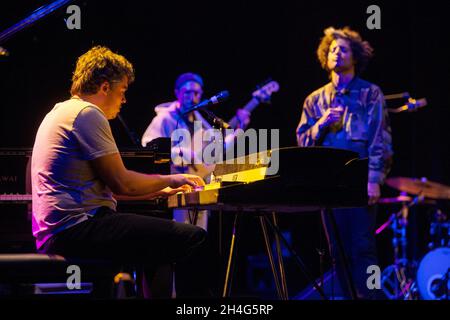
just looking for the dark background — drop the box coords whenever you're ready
[1,0,449,298]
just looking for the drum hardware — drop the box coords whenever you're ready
[385,177,450,200]
[379,177,450,299]
[416,248,450,300]
[378,194,425,300]
[428,209,449,250]
[416,208,450,300]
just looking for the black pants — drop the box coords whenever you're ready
[322,206,380,299]
[38,207,209,298]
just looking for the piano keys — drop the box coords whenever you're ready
[0,194,32,203]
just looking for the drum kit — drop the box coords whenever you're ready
[378,177,450,300]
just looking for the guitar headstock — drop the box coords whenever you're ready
[252,80,280,103]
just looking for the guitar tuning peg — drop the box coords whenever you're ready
[257,96,272,105]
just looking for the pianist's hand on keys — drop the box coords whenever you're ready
[168,174,206,192]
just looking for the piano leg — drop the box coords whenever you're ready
[259,213,285,300]
[222,212,290,300]
[188,208,199,225]
[262,214,328,300]
[218,209,224,257]
[322,208,358,300]
[222,213,240,298]
[271,212,289,299]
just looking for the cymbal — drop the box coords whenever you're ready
[378,195,437,205]
[378,195,412,204]
[386,177,450,200]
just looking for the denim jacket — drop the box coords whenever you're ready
[296,77,393,184]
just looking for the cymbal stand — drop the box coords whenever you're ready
[380,195,424,299]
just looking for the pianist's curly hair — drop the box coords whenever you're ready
[70,46,135,96]
[317,27,374,75]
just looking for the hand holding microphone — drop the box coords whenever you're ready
[318,106,345,129]
[319,91,346,129]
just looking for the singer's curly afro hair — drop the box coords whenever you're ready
[317,26,374,75]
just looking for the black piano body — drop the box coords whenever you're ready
[0,139,171,252]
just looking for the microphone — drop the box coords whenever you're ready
[182,90,230,115]
[388,97,427,113]
[384,92,410,100]
[405,98,427,111]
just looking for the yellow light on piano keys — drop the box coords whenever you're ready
[213,167,268,184]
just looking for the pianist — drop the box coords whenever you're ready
[31,46,210,297]
[296,27,393,299]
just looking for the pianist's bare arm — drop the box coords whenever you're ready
[91,152,204,196]
[113,186,193,201]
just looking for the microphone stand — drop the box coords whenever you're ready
[182,91,229,116]
[198,108,230,163]
[199,108,230,130]
[198,108,230,267]
[117,114,141,147]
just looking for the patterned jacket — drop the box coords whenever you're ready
[296,77,393,184]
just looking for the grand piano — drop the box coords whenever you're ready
[0,138,172,251]
[168,146,368,300]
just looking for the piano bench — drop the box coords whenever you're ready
[0,253,122,298]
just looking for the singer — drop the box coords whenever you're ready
[296,27,393,299]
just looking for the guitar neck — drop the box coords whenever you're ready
[242,97,260,113]
[228,97,259,128]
